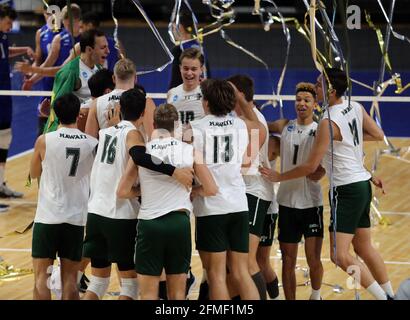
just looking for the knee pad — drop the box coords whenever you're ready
[0,128,12,153]
[120,278,139,300]
[87,275,110,300]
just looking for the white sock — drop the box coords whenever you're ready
[0,166,4,185]
[366,281,387,300]
[380,281,394,297]
[310,288,321,300]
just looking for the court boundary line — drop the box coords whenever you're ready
[7,148,33,161]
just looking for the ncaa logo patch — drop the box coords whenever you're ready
[82,71,88,79]
[287,125,294,132]
[172,95,178,102]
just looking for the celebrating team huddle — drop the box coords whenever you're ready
[9,2,393,300]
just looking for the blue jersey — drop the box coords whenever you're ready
[39,24,61,91]
[0,32,12,126]
[54,29,77,67]
[106,37,119,72]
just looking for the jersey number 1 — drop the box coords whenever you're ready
[292,144,299,165]
[66,148,80,177]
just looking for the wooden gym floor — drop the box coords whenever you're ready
[0,138,409,300]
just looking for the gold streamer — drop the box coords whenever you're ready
[365,11,392,73]
[0,260,33,281]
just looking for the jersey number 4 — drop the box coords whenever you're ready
[213,134,234,163]
[66,148,80,177]
[348,118,360,146]
[101,134,117,164]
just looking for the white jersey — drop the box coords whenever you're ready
[96,88,125,130]
[138,136,194,220]
[267,159,279,214]
[35,127,98,226]
[74,59,99,104]
[277,120,323,209]
[322,99,371,186]
[191,114,249,217]
[242,107,273,201]
[88,120,140,219]
[167,84,204,126]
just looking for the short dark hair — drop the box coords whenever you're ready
[226,74,254,102]
[119,87,146,121]
[0,5,17,20]
[200,79,235,117]
[179,47,204,66]
[154,103,178,132]
[88,69,114,98]
[325,67,348,98]
[80,29,105,53]
[54,93,81,125]
[81,11,100,28]
[134,83,146,95]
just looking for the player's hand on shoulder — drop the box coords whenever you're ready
[106,103,121,127]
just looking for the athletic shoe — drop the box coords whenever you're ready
[0,203,9,212]
[79,274,90,293]
[185,268,196,299]
[0,182,24,198]
[198,281,209,300]
[267,277,279,299]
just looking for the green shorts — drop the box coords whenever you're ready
[259,213,278,247]
[247,193,271,237]
[329,180,372,234]
[135,212,191,276]
[83,213,137,265]
[32,222,84,261]
[196,211,249,253]
[278,205,324,243]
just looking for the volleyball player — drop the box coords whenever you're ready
[267,82,325,300]
[30,93,97,300]
[261,68,393,300]
[190,79,259,300]
[117,103,217,299]
[0,5,34,202]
